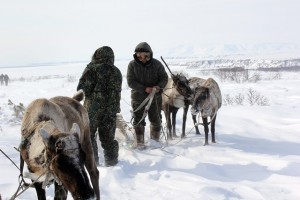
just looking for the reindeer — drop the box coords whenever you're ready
[162,74,206,139]
[160,57,222,143]
[191,78,222,145]
[19,90,100,200]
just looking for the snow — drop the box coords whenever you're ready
[0,59,300,200]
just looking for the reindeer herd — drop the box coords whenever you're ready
[161,56,222,145]
[162,73,222,145]
[16,60,222,200]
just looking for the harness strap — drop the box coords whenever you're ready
[131,88,157,126]
[194,110,217,126]
[132,88,156,113]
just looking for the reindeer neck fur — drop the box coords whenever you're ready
[191,78,222,118]
[171,74,193,99]
[21,120,57,182]
[163,78,186,108]
[20,94,100,200]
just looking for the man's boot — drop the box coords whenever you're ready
[104,140,119,167]
[134,125,145,149]
[150,125,161,142]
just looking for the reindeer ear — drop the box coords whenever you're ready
[40,129,50,144]
[203,78,214,89]
[70,123,81,138]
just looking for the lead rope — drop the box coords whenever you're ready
[10,152,58,200]
[130,88,157,126]
[150,91,209,156]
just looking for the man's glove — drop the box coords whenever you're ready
[145,87,153,94]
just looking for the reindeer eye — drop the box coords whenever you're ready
[55,140,65,150]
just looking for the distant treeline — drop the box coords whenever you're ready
[257,66,300,72]
[203,66,300,72]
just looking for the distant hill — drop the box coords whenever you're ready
[165,58,300,71]
[161,43,300,71]
[163,43,300,60]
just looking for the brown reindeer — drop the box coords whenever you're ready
[191,78,222,145]
[20,90,100,200]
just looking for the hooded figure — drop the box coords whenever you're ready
[4,74,9,86]
[0,74,4,85]
[127,42,168,148]
[77,46,122,166]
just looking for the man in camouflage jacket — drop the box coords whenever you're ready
[77,46,122,166]
[127,42,168,148]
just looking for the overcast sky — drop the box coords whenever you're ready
[0,0,299,67]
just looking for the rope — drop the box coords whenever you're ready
[135,124,198,157]
[0,148,20,170]
[10,153,59,200]
[130,88,157,126]
[122,86,199,156]
[193,96,217,126]
[1,135,66,199]
[121,97,131,107]
[10,171,48,200]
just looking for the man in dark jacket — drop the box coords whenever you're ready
[77,46,122,166]
[127,42,168,148]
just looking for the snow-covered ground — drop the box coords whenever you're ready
[0,59,300,200]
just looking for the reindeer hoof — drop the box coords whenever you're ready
[204,142,209,146]
[196,132,201,135]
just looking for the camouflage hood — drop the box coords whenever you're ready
[92,46,114,65]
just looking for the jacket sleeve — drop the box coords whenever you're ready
[127,62,146,93]
[77,66,96,97]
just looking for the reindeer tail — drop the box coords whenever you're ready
[72,89,85,102]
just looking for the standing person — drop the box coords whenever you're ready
[0,74,4,85]
[4,74,9,86]
[77,46,122,167]
[127,42,168,148]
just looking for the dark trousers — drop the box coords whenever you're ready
[90,113,119,163]
[132,94,162,127]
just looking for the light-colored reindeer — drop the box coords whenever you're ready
[191,78,222,145]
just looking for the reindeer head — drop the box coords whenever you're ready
[40,123,95,200]
[191,86,211,117]
[172,73,193,98]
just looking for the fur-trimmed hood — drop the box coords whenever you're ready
[133,42,153,64]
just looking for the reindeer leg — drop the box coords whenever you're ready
[33,181,46,200]
[211,113,217,143]
[172,107,179,138]
[181,102,189,138]
[165,105,172,140]
[54,181,68,200]
[202,117,209,145]
[192,114,200,135]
